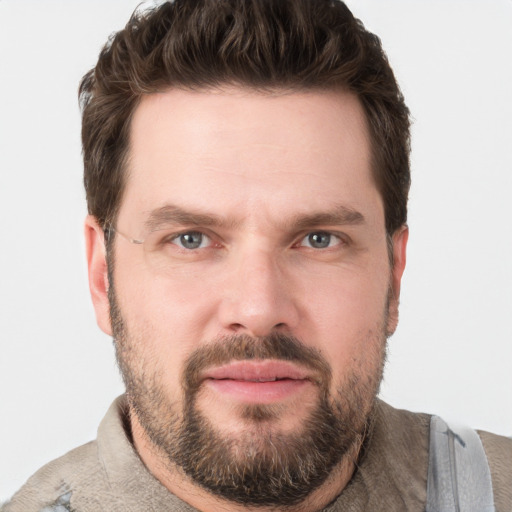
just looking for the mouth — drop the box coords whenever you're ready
[201,360,315,404]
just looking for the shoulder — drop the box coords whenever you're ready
[373,399,432,453]
[478,429,512,511]
[370,401,511,511]
[340,400,431,510]
[1,440,107,512]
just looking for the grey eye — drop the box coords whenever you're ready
[299,231,344,249]
[174,231,208,250]
[307,232,332,249]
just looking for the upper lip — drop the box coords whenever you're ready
[202,360,312,382]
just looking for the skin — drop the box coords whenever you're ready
[85,87,408,511]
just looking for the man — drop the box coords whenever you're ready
[2,1,511,511]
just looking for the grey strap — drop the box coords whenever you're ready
[426,415,495,512]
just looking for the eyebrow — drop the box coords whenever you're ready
[143,204,365,233]
[287,206,365,231]
[144,205,239,232]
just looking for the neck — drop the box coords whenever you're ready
[130,410,364,512]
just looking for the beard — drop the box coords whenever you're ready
[110,288,388,507]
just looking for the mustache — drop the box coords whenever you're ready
[182,333,332,394]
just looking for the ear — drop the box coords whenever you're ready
[386,225,409,336]
[84,215,112,335]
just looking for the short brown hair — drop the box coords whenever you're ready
[80,0,411,235]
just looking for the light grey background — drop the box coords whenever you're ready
[1,0,511,502]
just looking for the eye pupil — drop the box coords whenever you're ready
[180,232,203,249]
[308,232,330,248]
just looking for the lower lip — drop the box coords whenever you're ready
[205,378,310,404]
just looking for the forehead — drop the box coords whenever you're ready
[122,87,382,229]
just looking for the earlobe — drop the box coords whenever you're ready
[84,215,112,335]
[387,225,409,335]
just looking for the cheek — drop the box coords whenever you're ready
[304,263,390,329]
[299,263,390,364]
[113,260,219,362]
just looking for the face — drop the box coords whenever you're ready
[86,87,407,506]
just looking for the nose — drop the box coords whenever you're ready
[217,248,300,337]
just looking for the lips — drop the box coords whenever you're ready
[201,360,314,404]
[204,360,311,381]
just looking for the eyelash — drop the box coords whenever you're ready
[296,231,346,250]
[164,230,348,251]
[168,231,214,250]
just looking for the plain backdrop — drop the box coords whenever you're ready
[1,0,511,502]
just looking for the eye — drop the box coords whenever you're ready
[171,231,211,250]
[300,231,343,249]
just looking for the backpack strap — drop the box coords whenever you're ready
[426,415,495,512]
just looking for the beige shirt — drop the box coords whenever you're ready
[3,396,511,511]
